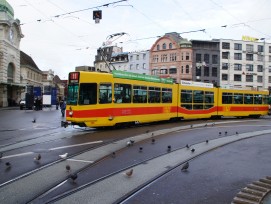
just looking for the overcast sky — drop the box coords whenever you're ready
[7,0,271,79]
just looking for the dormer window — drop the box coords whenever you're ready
[162,43,166,50]
[157,44,160,51]
[169,43,172,49]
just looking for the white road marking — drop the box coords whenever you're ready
[49,140,103,150]
[1,140,103,159]
[67,159,94,163]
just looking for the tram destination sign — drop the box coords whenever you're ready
[112,70,173,84]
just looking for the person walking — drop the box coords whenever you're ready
[60,100,66,117]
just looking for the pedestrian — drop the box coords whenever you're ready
[60,100,66,117]
[56,99,59,110]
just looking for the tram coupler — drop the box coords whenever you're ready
[61,121,69,128]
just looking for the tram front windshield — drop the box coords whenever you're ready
[67,84,79,105]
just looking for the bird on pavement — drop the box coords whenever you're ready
[219,132,221,135]
[112,152,116,158]
[167,145,171,152]
[139,147,143,152]
[66,164,71,172]
[125,169,133,177]
[59,153,68,159]
[185,144,189,149]
[191,148,195,153]
[206,140,209,144]
[225,131,228,135]
[126,141,131,147]
[236,131,239,135]
[32,119,36,123]
[181,162,189,172]
[5,162,11,169]
[130,139,135,145]
[190,124,193,128]
[151,138,155,144]
[34,153,41,161]
[70,173,78,183]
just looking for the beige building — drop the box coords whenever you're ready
[149,32,193,83]
[0,0,24,106]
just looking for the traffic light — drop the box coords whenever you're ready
[93,10,102,20]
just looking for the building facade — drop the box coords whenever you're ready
[128,50,149,75]
[149,32,193,83]
[0,0,24,106]
[109,52,129,71]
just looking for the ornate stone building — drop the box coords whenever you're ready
[0,0,24,106]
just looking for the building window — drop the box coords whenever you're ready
[143,54,146,60]
[257,75,263,83]
[130,55,133,61]
[169,68,177,74]
[246,75,253,82]
[212,67,217,77]
[234,74,241,81]
[258,45,264,52]
[160,68,168,74]
[162,43,166,50]
[222,52,229,59]
[269,46,271,53]
[234,64,242,71]
[222,63,229,70]
[269,56,271,62]
[181,66,184,73]
[246,64,253,71]
[157,44,160,51]
[161,54,167,62]
[222,42,230,49]
[246,54,253,61]
[130,64,133,70]
[186,52,190,60]
[204,54,209,63]
[234,53,242,60]
[269,66,271,73]
[153,55,158,63]
[143,63,146,69]
[186,65,189,73]
[257,54,263,61]
[246,44,253,52]
[136,64,139,69]
[196,66,201,76]
[257,65,263,72]
[234,43,242,50]
[222,74,228,80]
[196,54,201,62]
[269,76,271,83]
[7,63,14,83]
[212,55,218,64]
[169,43,172,49]
[204,66,209,76]
[136,55,139,60]
[170,53,177,61]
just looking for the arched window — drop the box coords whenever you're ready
[7,63,14,83]
[186,65,190,73]
[169,43,172,49]
[162,43,166,50]
[157,44,160,51]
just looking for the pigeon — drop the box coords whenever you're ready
[225,131,227,135]
[126,141,131,147]
[151,138,155,144]
[191,148,195,153]
[219,132,221,135]
[139,147,143,152]
[5,162,11,169]
[236,131,239,135]
[206,140,209,143]
[66,165,71,172]
[185,144,189,149]
[130,140,135,145]
[167,145,171,152]
[70,173,78,183]
[125,169,133,177]
[59,153,68,159]
[181,162,189,172]
[146,130,150,134]
[34,153,41,161]
[32,119,36,123]
[112,152,116,158]
[190,124,193,128]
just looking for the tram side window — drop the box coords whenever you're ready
[114,83,131,103]
[133,85,147,103]
[181,90,192,103]
[148,87,161,103]
[254,94,262,104]
[67,84,78,105]
[162,88,172,103]
[222,93,233,104]
[99,83,112,104]
[78,83,97,105]
[233,93,244,104]
[244,94,253,104]
[193,90,203,103]
[204,91,214,109]
[263,95,268,104]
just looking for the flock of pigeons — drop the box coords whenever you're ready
[1,122,239,184]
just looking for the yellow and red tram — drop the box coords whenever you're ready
[63,71,269,128]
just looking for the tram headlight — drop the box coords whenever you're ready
[69,111,73,117]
